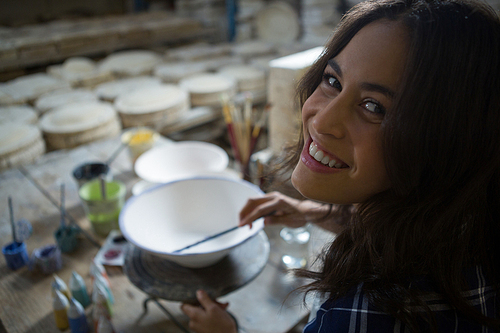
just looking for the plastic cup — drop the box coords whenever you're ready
[54,225,80,253]
[79,179,126,237]
[121,127,159,165]
[2,241,29,270]
[72,162,112,188]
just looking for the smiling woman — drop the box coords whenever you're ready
[292,19,406,204]
[181,0,500,332]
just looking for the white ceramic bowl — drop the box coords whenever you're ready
[119,177,264,268]
[134,141,229,184]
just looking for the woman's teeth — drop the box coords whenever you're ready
[309,142,346,169]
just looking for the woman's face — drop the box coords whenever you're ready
[292,20,409,204]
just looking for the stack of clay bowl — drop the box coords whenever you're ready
[0,122,45,172]
[114,84,190,128]
[0,105,38,125]
[218,64,267,104]
[34,88,99,115]
[94,76,162,103]
[0,73,70,106]
[98,50,162,78]
[153,61,209,84]
[179,73,237,108]
[39,101,121,150]
[231,40,277,62]
[47,57,114,89]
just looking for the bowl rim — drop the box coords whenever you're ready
[134,141,229,183]
[119,175,265,257]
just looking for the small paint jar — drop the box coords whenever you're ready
[32,245,62,274]
[54,225,79,253]
[2,241,29,270]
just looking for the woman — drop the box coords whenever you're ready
[181,0,500,331]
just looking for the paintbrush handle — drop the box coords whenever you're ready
[172,226,240,253]
[8,196,16,243]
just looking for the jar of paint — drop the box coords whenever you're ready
[2,241,29,270]
[78,179,126,237]
[72,162,112,188]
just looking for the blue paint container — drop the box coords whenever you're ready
[2,241,29,270]
[68,298,90,333]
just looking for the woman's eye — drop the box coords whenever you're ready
[323,74,342,91]
[362,101,386,115]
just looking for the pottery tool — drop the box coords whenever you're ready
[18,165,101,248]
[105,141,128,166]
[8,196,16,243]
[99,175,107,200]
[60,184,66,228]
[173,211,275,253]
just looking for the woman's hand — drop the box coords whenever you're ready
[239,191,329,229]
[181,290,238,333]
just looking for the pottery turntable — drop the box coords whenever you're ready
[123,230,270,328]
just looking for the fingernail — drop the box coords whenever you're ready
[197,290,204,298]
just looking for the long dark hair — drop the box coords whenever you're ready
[292,0,500,331]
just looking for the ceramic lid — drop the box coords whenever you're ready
[153,61,209,83]
[98,50,162,76]
[39,101,117,134]
[114,84,190,114]
[35,89,98,113]
[179,74,236,94]
[255,1,300,44]
[94,76,162,101]
[0,105,38,125]
[0,123,42,156]
[0,73,70,104]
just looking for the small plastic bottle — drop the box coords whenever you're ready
[92,283,112,332]
[68,298,90,333]
[53,289,69,330]
[69,271,91,308]
[96,316,116,333]
[90,260,109,285]
[52,273,71,300]
[94,274,114,305]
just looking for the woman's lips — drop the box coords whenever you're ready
[300,138,349,173]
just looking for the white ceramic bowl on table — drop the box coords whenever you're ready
[134,141,229,184]
[119,177,264,268]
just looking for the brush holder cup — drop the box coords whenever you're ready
[79,179,126,237]
[2,241,29,270]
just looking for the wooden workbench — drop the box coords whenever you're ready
[0,133,313,333]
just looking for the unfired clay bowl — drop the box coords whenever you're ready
[119,177,264,268]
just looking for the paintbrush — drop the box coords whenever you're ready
[172,211,275,253]
[8,197,17,243]
[60,183,66,228]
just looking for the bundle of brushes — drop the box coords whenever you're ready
[221,92,269,179]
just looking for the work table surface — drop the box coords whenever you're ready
[0,134,314,333]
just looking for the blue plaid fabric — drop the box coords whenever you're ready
[304,266,498,333]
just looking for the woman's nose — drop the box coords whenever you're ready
[311,95,351,139]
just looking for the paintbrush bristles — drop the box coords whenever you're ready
[220,94,269,174]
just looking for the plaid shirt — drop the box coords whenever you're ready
[304,266,498,333]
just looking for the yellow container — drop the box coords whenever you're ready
[121,127,159,165]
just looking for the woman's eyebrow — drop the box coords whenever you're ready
[327,59,342,77]
[327,58,396,99]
